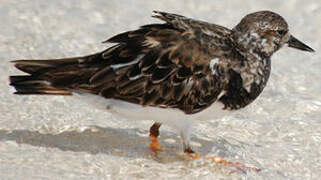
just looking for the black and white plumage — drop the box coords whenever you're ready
[9,11,314,153]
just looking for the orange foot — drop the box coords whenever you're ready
[149,135,162,153]
[186,152,261,173]
[149,123,162,154]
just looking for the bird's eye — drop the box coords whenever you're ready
[277,29,288,36]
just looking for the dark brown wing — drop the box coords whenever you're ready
[10,11,233,114]
[96,12,233,113]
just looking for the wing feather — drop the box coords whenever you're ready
[11,11,233,114]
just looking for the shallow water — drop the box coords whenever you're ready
[0,0,320,179]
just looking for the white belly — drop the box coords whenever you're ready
[73,92,234,125]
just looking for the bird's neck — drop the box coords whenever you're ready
[232,30,277,58]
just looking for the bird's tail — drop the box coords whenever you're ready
[9,75,71,95]
[9,54,100,95]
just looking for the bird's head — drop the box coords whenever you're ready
[232,11,314,57]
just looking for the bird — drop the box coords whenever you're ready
[9,10,314,169]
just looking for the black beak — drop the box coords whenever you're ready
[288,35,314,52]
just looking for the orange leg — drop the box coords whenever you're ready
[149,122,162,153]
[148,123,260,172]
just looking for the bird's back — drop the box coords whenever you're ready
[10,11,240,115]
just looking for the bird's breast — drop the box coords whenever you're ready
[217,56,271,110]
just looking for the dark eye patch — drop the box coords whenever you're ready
[277,29,288,36]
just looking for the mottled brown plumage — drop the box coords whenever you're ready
[11,11,234,114]
[9,10,314,154]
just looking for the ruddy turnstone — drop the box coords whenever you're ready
[10,10,314,168]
